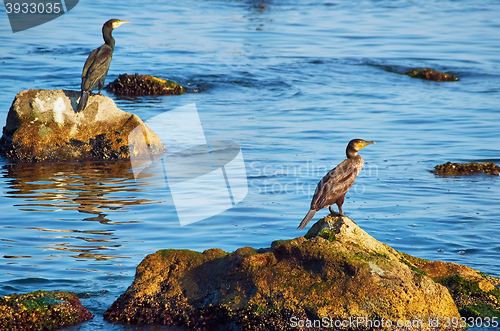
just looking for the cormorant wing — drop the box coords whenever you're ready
[81,44,113,91]
[311,160,358,210]
[81,48,99,83]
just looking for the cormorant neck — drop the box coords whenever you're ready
[103,26,115,49]
[346,149,358,159]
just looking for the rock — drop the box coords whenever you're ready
[433,162,500,176]
[404,255,500,319]
[404,69,458,82]
[104,214,461,330]
[105,74,185,96]
[0,290,93,330]
[0,89,165,162]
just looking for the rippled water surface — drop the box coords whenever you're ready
[1,0,500,330]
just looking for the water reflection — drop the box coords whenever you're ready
[0,160,158,264]
[2,160,156,217]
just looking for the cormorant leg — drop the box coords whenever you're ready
[98,87,102,95]
[337,194,345,215]
[329,205,335,214]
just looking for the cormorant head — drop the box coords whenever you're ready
[103,19,130,31]
[346,139,375,158]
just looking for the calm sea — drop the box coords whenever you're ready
[1,0,499,330]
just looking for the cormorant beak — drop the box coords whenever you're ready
[359,140,375,149]
[113,20,130,29]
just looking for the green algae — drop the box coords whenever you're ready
[437,275,482,296]
[400,256,428,276]
[317,228,337,242]
[460,302,500,318]
[435,274,500,318]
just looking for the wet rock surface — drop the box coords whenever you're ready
[404,69,458,81]
[106,73,185,96]
[433,162,500,176]
[104,215,461,330]
[0,290,93,330]
[0,89,165,162]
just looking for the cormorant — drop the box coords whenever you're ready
[76,19,130,112]
[298,139,375,230]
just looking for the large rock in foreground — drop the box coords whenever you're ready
[104,215,461,330]
[0,89,165,162]
[0,290,93,330]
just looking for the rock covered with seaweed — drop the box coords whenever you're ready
[433,162,500,176]
[105,74,185,96]
[0,290,93,330]
[404,69,459,82]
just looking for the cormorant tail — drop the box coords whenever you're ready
[76,91,89,112]
[298,210,316,230]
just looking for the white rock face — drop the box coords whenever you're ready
[0,89,165,162]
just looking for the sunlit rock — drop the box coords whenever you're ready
[105,73,185,96]
[0,290,93,330]
[0,89,165,162]
[104,215,462,330]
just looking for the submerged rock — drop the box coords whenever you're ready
[404,255,500,319]
[106,73,185,96]
[433,162,500,176]
[0,290,93,330]
[0,89,165,162]
[404,69,458,82]
[104,215,461,330]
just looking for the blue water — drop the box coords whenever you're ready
[1,0,500,330]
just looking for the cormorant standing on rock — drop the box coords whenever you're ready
[298,139,375,230]
[76,19,130,112]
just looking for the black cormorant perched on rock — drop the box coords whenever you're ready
[76,19,130,112]
[298,139,375,230]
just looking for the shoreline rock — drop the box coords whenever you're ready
[103,215,465,330]
[0,89,165,162]
[105,73,185,97]
[0,290,93,330]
